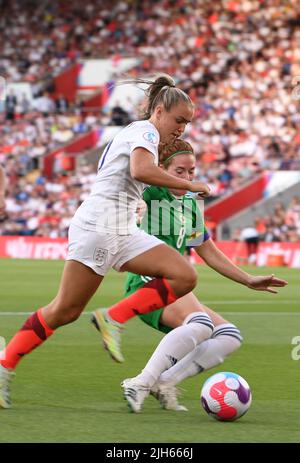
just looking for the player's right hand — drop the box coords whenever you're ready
[189,182,211,198]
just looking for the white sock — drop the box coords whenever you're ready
[134,312,214,388]
[158,323,243,386]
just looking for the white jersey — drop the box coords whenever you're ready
[72,120,160,234]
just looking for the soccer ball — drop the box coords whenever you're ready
[200,372,252,421]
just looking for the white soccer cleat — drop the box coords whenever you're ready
[150,383,188,411]
[121,377,150,413]
[0,364,15,409]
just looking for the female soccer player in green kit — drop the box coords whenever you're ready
[93,138,288,413]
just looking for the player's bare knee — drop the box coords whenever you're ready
[175,266,197,295]
[47,303,83,327]
[184,266,197,291]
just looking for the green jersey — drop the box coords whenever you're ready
[140,186,208,254]
[124,186,210,333]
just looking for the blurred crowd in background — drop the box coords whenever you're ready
[233,196,300,243]
[1,0,300,241]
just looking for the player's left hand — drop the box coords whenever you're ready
[246,274,288,294]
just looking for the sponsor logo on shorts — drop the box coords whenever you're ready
[143,131,158,144]
[93,247,108,266]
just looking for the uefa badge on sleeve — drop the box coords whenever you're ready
[143,131,158,144]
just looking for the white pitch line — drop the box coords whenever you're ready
[219,312,300,316]
[0,300,298,318]
[0,308,299,316]
[203,300,299,305]
[0,312,35,316]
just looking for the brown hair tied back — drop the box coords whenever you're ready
[159,139,194,168]
[118,74,192,120]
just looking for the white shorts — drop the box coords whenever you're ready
[66,223,164,276]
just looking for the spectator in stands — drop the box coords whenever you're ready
[233,197,300,244]
[272,202,287,228]
[18,93,31,116]
[263,224,281,243]
[110,104,131,126]
[5,89,17,121]
[286,196,300,233]
[73,115,89,134]
[55,94,69,114]
[33,92,55,116]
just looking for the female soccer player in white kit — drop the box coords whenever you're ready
[0,75,213,409]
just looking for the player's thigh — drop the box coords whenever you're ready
[160,292,229,329]
[54,260,104,309]
[121,244,196,281]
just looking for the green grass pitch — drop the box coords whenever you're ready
[0,258,299,443]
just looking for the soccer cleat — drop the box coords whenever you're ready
[121,377,150,413]
[150,383,188,411]
[0,364,15,409]
[91,309,124,363]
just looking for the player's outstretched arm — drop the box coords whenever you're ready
[195,238,288,293]
[130,148,211,197]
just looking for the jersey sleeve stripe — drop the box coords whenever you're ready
[98,140,113,170]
